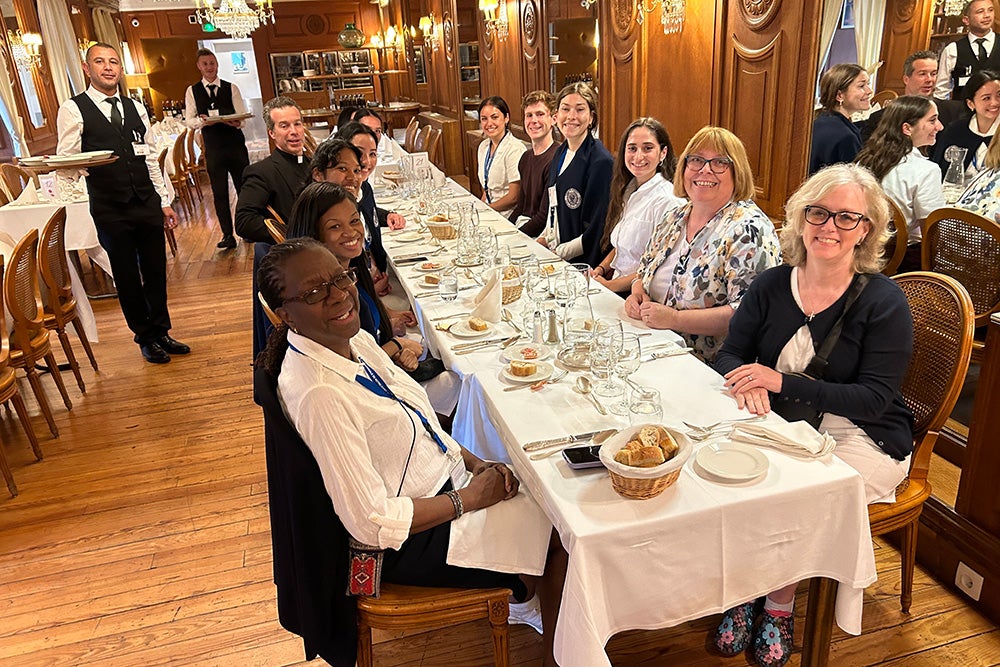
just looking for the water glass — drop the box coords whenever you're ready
[438,274,459,301]
[552,269,579,308]
[523,267,551,305]
[628,386,663,425]
[477,229,499,267]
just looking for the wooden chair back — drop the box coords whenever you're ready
[257,291,283,326]
[5,230,45,347]
[882,198,909,276]
[156,147,169,178]
[922,206,1000,328]
[171,131,190,178]
[414,125,431,153]
[264,218,286,244]
[38,207,74,317]
[872,89,898,108]
[0,185,9,206]
[185,128,199,166]
[425,127,443,166]
[404,117,419,152]
[303,127,318,158]
[266,205,286,227]
[1,163,36,199]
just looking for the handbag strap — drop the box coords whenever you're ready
[802,273,871,379]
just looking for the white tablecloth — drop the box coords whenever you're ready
[381,177,877,667]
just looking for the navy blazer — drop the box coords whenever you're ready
[931,118,993,176]
[358,181,389,273]
[809,112,863,175]
[544,132,614,267]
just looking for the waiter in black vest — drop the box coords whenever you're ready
[935,0,999,100]
[56,43,189,365]
[183,48,250,249]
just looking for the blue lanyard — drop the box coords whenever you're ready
[356,357,448,454]
[482,132,506,203]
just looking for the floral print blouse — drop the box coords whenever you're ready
[636,199,781,361]
[956,168,1000,221]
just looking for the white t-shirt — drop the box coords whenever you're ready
[477,131,526,217]
[881,147,945,243]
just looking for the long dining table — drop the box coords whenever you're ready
[372,162,875,666]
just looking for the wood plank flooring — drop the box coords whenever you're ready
[1,189,998,666]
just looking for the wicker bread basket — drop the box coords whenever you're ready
[598,425,692,499]
[500,266,523,304]
[426,220,457,240]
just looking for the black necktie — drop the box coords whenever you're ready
[976,37,988,63]
[106,97,123,131]
[207,83,217,99]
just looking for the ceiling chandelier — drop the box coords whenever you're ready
[942,0,965,16]
[636,0,685,35]
[196,0,275,40]
[7,30,42,72]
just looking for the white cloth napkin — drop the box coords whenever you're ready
[730,421,837,459]
[471,268,502,322]
[13,183,40,206]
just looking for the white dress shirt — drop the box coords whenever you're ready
[934,31,998,100]
[277,330,550,573]
[609,173,684,278]
[881,147,946,243]
[477,131,526,217]
[56,86,170,208]
[183,77,247,130]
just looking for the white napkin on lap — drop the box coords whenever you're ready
[471,268,502,322]
[730,421,836,458]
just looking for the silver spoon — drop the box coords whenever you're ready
[502,307,522,334]
[574,376,607,415]
[529,428,619,460]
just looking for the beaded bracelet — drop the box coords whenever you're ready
[445,489,464,520]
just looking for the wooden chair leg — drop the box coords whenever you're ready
[70,316,99,372]
[43,351,73,410]
[488,598,510,667]
[10,391,42,460]
[165,227,178,257]
[56,329,85,393]
[356,620,373,667]
[900,521,918,613]
[23,367,58,437]
[0,441,17,497]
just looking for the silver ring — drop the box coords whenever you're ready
[748,376,753,381]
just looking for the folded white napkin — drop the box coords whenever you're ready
[13,183,40,205]
[471,268,502,322]
[730,421,836,458]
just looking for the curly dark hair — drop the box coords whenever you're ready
[308,139,362,182]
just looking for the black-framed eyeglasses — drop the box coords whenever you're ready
[684,154,733,174]
[803,205,869,231]
[283,269,357,306]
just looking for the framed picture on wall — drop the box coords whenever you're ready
[840,0,855,30]
[231,52,249,74]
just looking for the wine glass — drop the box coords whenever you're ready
[552,268,579,308]
[612,333,642,414]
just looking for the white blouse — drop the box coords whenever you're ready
[477,131,526,217]
[278,330,550,574]
[881,147,945,243]
[609,174,684,277]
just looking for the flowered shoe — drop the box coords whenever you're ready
[714,598,760,656]
[752,608,794,667]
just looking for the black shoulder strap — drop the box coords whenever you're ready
[803,273,871,379]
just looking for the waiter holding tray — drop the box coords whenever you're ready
[183,47,251,249]
[57,42,189,365]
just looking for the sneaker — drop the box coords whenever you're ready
[752,608,794,667]
[509,594,543,635]
[714,598,760,656]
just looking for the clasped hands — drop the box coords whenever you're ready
[723,363,782,415]
[466,461,519,510]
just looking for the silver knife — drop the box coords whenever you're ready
[451,337,510,350]
[523,430,603,452]
[641,347,693,361]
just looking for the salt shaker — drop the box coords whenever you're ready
[532,310,545,344]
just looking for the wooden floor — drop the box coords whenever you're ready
[1,191,999,666]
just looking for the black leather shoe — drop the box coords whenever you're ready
[140,342,170,364]
[217,235,237,249]
[158,335,191,355]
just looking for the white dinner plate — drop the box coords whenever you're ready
[695,442,769,482]
[393,232,424,243]
[45,155,97,164]
[418,274,443,287]
[18,157,46,166]
[413,262,447,272]
[450,321,492,338]
[501,361,553,384]
[502,343,552,363]
[509,246,532,260]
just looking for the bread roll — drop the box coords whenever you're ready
[509,360,537,377]
[423,274,440,285]
[468,317,488,331]
[614,445,666,467]
[613,426,679,468]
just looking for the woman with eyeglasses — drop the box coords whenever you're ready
[287,182,421,372]
[590,117,685,295]
[624,126,780,362]
[256,238,567,666]
[712,164,913,667]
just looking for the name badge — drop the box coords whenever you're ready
[132,142,149,156]
[959,75,971,88]
[208,109,220,118]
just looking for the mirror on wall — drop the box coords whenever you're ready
[0,0,45,129]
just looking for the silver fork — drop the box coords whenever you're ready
[682,415,767,432]
[503,369,568,392]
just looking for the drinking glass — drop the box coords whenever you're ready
[438,274,459,301]
[613,333,642,414]
[628,386,663,425]
[523,267,552,306]
[553,266,583,308]
[477,228,499,268]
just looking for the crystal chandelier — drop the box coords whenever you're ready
[480,0,509,42]
[7,30,42,72]
[636,0,685,35]
[196,0,275,40]
[942,0,965,16]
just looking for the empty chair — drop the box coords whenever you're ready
[39,207,99,393]
[170,132,195,216]
[404,117,419,152]
[876,272,975,612]
[0,256,44,497]
[1,163,38,200]
[186,128,208,188]
[5,229,73,437]
[425,127,443,167]
[414,125,431,153]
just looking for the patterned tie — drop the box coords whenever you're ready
[105,97,123,131]
[976,37,988,63]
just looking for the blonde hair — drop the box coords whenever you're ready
[780,163,890,274]
[674,126,756,202]
[985,128,1000,170]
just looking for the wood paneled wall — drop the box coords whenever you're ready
[879,0,936,95]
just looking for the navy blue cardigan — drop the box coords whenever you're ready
[809,112,863,175]
[714,265,915,460]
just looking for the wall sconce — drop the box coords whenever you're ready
[479,0,509,42]
[8,30,42,72]
[78,38,96,61]
[636,0,685,35]
[418,14,439,52]
[942,0,964,15]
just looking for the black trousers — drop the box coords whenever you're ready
[204,140,250,237]
[94,194,171,344]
